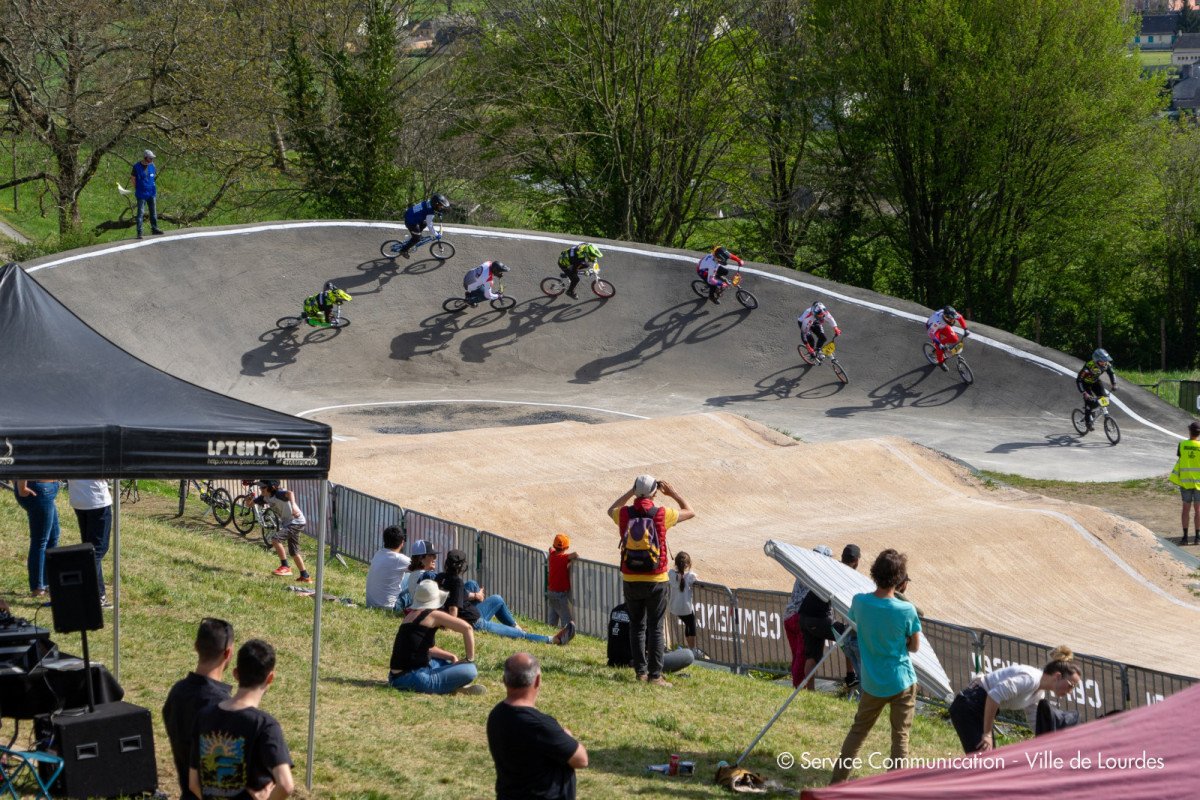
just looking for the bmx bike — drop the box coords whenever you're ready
[541,263,614,298]
[442,284,516,313]
[799,340,849,384]
[1072,394,1120,444]
[691,267,758,310]
[177,478,234,526]
[277,303,349,330]
[380,222,455,261]
[923,336,974,385]
[119,479,140,504]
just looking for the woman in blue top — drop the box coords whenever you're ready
[830,549,921,784]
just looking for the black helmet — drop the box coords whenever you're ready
[1093,348,1112,367]
[942,306,958,321]
[713,246,732,265]
[324,281,337,292]
[489,261,509,274]
[430,193,450,211]
[258,479,280,490]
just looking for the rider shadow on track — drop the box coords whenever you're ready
[823,365,968,418]
[241,325,337,376]
[571,300,751,384]
[706,363,847,406]
[989,432,1115,453]
[458,296,606,363]
[358,254,446,278]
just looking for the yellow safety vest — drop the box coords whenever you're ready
[1169,438,1200,490]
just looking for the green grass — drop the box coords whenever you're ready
[1138,50,1172,67]
[1,485,967,799]
[1121,369,1200,415]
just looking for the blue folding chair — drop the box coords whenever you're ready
[0,744,64,800]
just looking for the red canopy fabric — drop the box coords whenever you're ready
[801,683,1200,799]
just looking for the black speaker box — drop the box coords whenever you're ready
[45,544,103,633]
[36,701,158,799]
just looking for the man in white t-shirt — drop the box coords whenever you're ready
[365,526,411,611]
[67,479,113,608]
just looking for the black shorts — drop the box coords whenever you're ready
[677,613,696,638]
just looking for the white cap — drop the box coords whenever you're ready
[142,150,155,159]
[633,474,658,498]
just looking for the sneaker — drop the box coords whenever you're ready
[1182,536,1191,546]
[399,248,411,260]
[272,565,293,576]
[636,673,648,682]
[453,683,487,695]
[710,295,721,305]
[296,575,313,583]
[100,596,114,610]
[554,621,576,646]
[692,648,708,660]
[648,676,673,687]
[938,362,949,372]
[151,229,164,235]
[566,290,578,299]
[845,673,859,689]
[135,234,143,240]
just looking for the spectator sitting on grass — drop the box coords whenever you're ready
[388,579,486,696]
[366,525,410,611]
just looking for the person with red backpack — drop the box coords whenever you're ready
[606,474,695,687]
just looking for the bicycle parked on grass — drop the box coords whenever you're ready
[923,337,974,385]
[120,479,140,504]
[799,341,849,384]
[380,222,455,261]
[1072,394,1120,444]
[177,478,234,526]
[691,266,758,310]
[442,284,516,313]
[277,303,349,330]
[541,263,615,299]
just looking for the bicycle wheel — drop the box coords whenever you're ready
[691,280,711,300]
[260,508,283,547]
[541,276,567,297]
[210,487,234,526]
[1104,415,1121,445]
[831,359,849,385]
[277,316,303,330]
[956,357,975,385]
[922,342,939,365]
[736,288,758,310]
[1071,409,1088,435]
[442,296,469,313]
[430,240,455,260]
[797,343,818,366]
[177,480,189,517]
[592,279,615,298]
[329,316,351,328]
[491,295,516,310]
[380,239,403,259]
[231,495,256,535]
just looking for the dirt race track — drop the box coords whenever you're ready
[24,222,1200,676]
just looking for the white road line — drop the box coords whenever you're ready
[27,220,1175,437]
[296,398,649,420]
[874,437,1198,610]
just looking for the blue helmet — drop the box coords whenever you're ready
[1092,348,1112,368]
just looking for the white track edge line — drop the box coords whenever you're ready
[28,221,1175,437]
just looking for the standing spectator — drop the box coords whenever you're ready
[189,639,294,800]
[797,545,837,690]
[1169,420,1200,545]
[67,479,113,608]
[388,579,485,695]
[667,551,699,655]
[14,479,60,598]
[948,645,1081,753]
[547,534,577,628]
[131,150,164,239]
[487,652,588,800]
[438,549,574,645]
[836,544,862,689]
[783,577,809,689]
[607,474,695,687]
[163,618,234,800]
[830,549,921,784]
[365,525,410,610]
[254,480,311,583]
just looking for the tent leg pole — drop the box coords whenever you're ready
[306,479,328,792]
[735,627,853,766]
[112,481,121,683]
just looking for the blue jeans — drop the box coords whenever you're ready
[136,196,158,236]
[388,658,477,694]
[466,581,553,643]
[74,505,112,597]
[16,482,61,592]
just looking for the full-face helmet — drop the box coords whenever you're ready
[942,306,958,323]
[713,246,732,266]
[1092,348,1112,368]
[430,193,450,212]
[489,261,509,275]
[811,302,828,322]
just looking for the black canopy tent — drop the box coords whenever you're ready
[0,263,332,788]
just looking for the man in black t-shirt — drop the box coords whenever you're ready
[487,652,588,800]
[163,617,235,800]
[190,639,294,800]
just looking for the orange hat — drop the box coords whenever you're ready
[553,534,570,551]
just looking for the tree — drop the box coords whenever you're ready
[460,0,745,245]
[0,0,271,235]
[822,0,1161,330]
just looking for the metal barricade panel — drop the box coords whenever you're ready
[477,532,549,624]
[403,510,477,575]
[331,485,401,565]
[686,583,739,670]
[978,633,1125,723]
[1125,665,1198,711]
[568,559,624,639]
[727,588,792,677]
[917,619,982,704]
